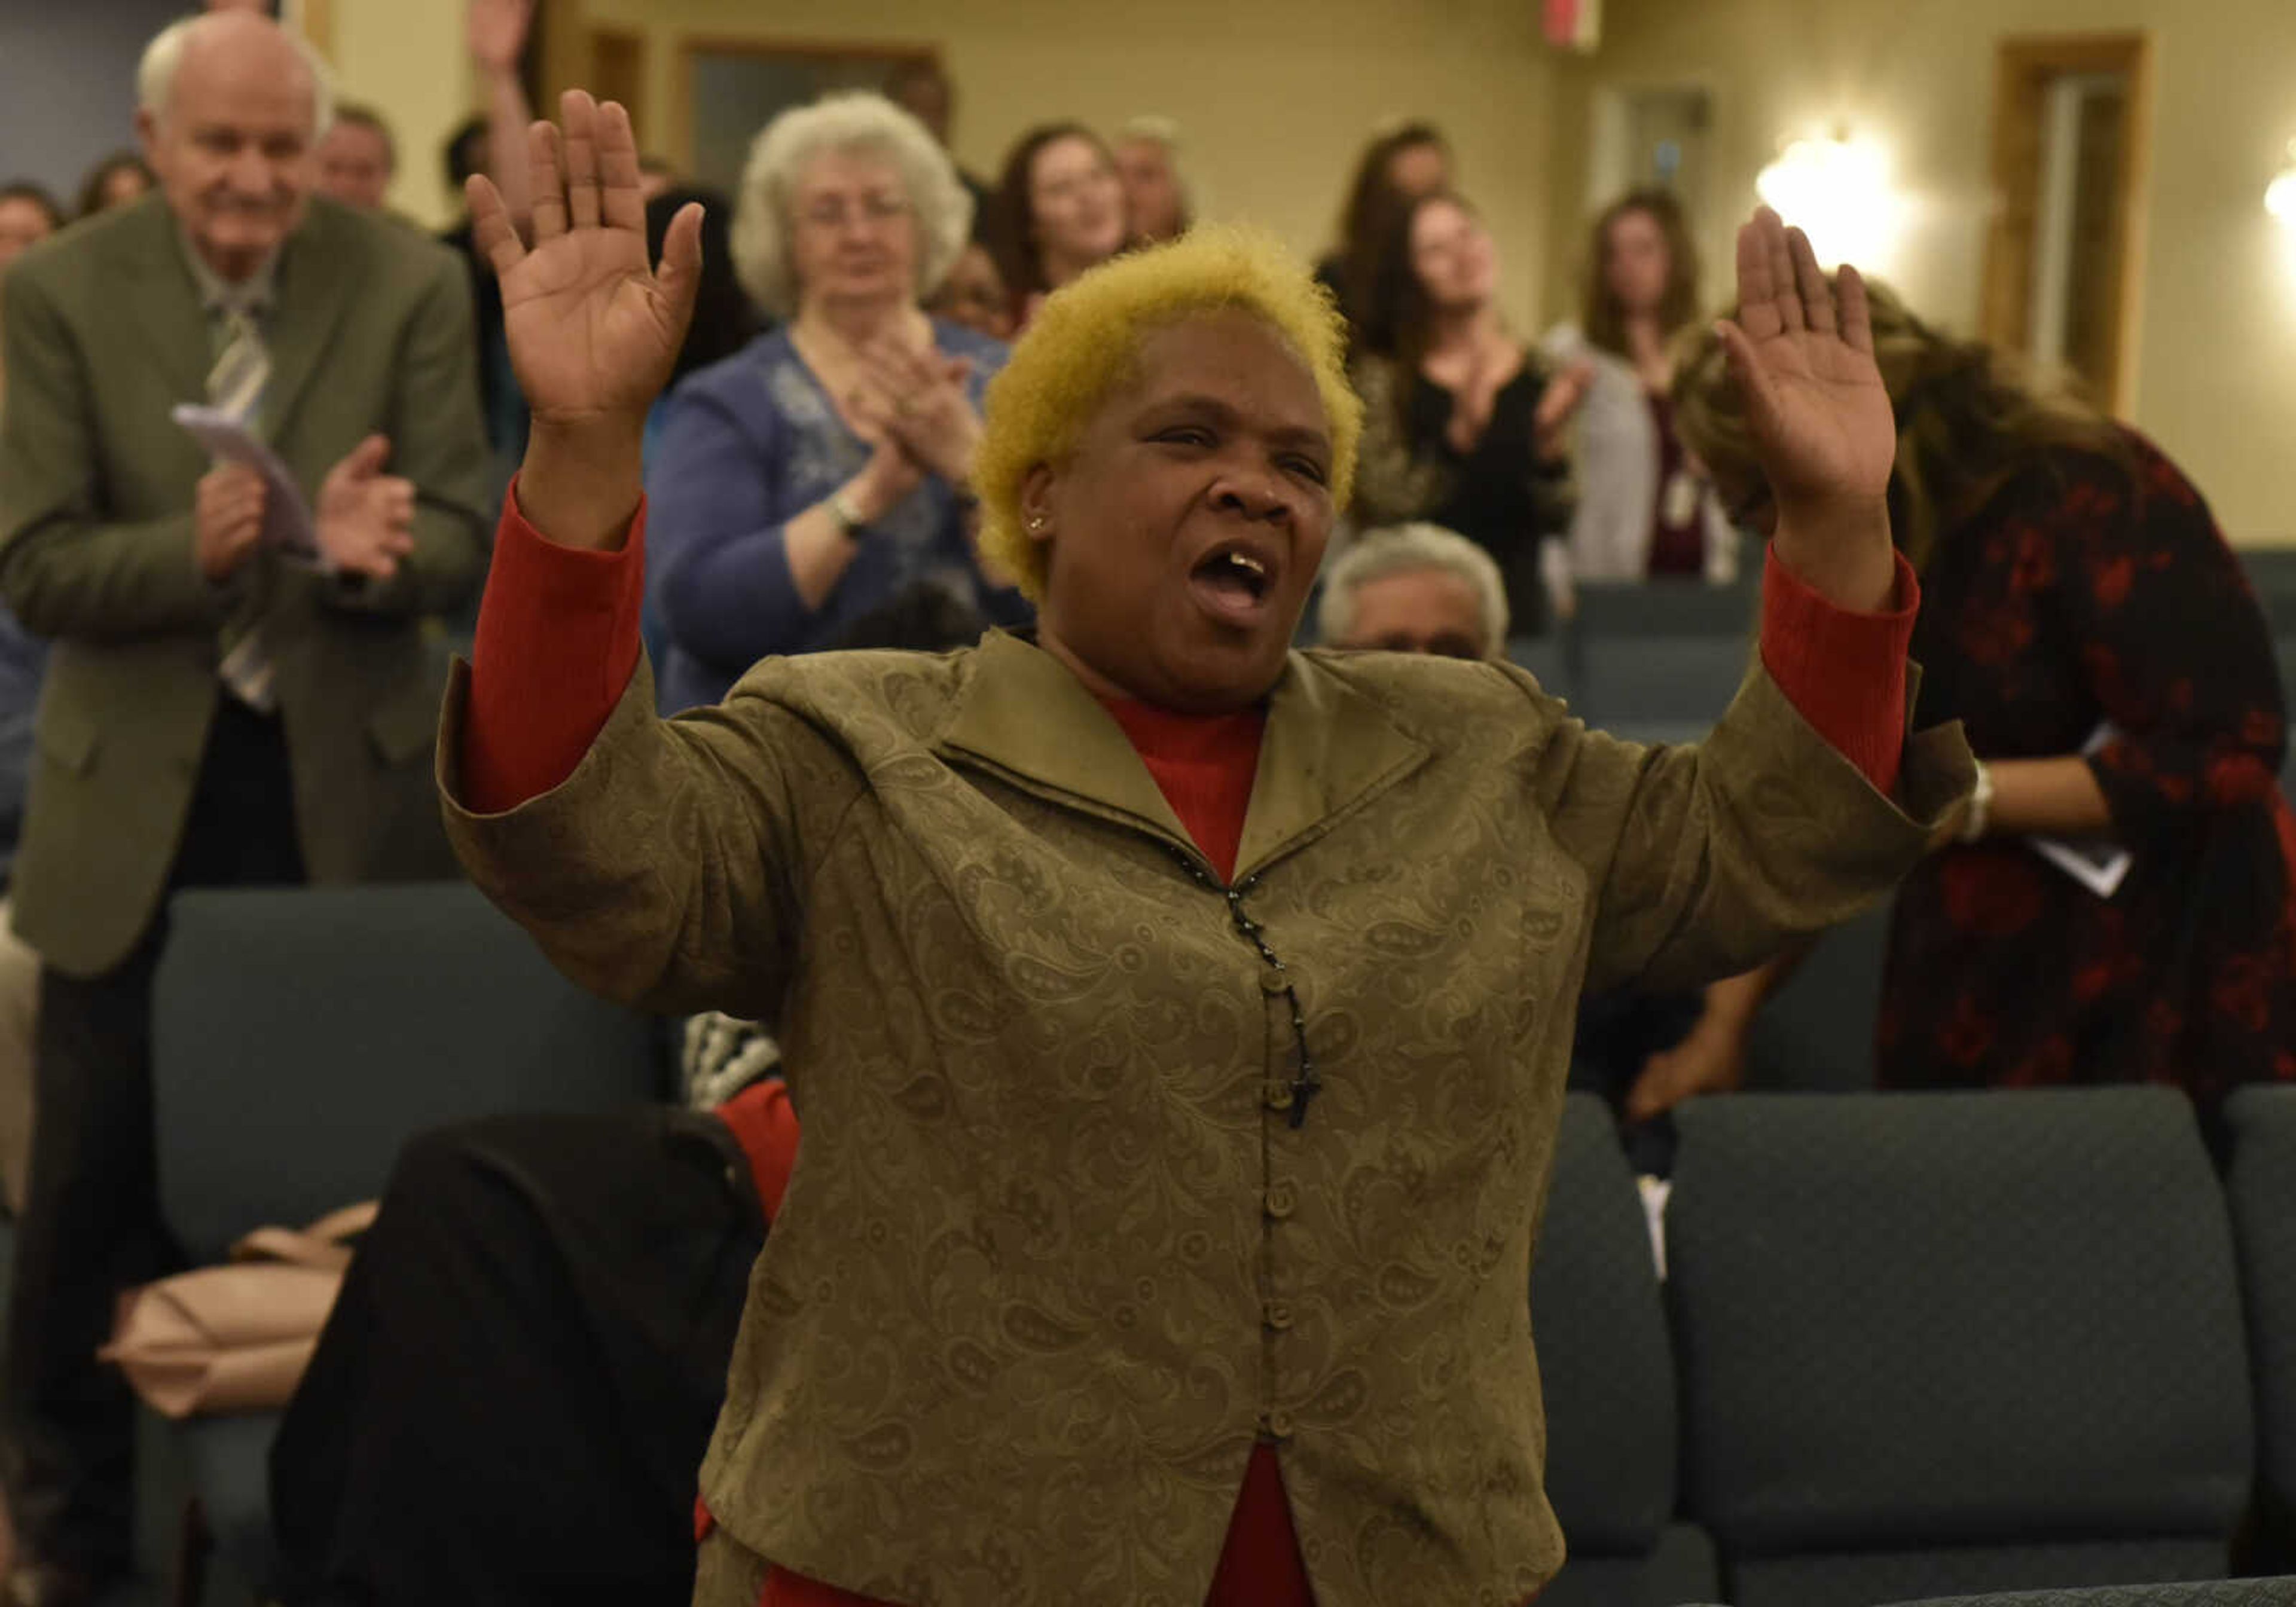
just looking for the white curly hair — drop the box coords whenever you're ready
[730,91,973,317]
[1317,523,1510,656]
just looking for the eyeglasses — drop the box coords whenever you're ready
[798,194,912,231]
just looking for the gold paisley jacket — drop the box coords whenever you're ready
[438,630,1971,1607]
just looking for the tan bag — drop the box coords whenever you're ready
[99,1201,378,1419]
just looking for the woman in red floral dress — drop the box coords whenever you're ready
[1668,279,2295,1148]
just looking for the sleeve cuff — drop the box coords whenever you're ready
[460,481,649,813]
[1757,546,1920,797]
[716,1077,799,1223]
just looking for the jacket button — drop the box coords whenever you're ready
[1258,963,1289,994]
[1263,1080,1294,1113]
[1265,1302,1294,1331]
[1264,1182,1296,1220]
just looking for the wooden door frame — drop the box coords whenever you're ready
[585,25,651,144]
[1980,31,2154,416]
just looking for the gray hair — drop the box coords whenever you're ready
[731,92,973,318]
[138,14,335,136]
[1119,115,1184,152]
[1318,523,1510,655]
[1118,115,1195,209]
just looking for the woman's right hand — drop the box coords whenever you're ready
[1533,358,1595,460]
[1624,1015,1748,1123]
[470,91,702,439]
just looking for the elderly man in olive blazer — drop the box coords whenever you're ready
[0,11,486,1590]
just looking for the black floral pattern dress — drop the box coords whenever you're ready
[1877,432,2296,1122]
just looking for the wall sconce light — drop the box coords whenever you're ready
[2268,140,2296,222]
[1755,133,1897,269]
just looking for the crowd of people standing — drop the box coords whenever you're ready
[0,2,2290,1603]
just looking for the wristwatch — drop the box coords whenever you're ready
[826,489,867,540]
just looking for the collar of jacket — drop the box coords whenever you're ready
[937,630,1433,883]
[120,194,364,427]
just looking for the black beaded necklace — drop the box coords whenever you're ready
[1169,847,1321,1128]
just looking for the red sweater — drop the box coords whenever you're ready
[469,492,1916,1607]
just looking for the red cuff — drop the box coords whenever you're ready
[460,482,648,814]
[715,1078,800,1223]
[1756,548,1919,798]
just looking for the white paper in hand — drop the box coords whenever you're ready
[2025,722,2134,898]
[2028,835,2133,897]
[172,404,320,561]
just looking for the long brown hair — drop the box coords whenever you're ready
[1327,122,1449,338]
[1672,276,2135,571]
[1580,188,1701,358]
[1358,190,1483,382]
[990,122,1115,307]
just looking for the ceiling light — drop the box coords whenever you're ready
[1755,135,1897,269]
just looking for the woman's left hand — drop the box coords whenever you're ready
[1719,207,1897,609]
[859,340,982,485]
[1532,358,1595,462]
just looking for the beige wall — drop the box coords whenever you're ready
[1541,0,2296,545]
[318,0,473,230]
[557,0,1562,330]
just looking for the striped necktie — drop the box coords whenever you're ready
[209,307,276,711]
[207,307,269,431]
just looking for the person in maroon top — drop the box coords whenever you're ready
[1655,277,2295,1148]
[1541,188,1740,591]
[448,88,1952,1607]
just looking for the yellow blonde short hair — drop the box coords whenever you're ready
[972,225,1363,603]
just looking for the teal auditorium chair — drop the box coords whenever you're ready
[1742,900,1895,1095]
[1532,1095,1718,1606]
[151,883,665,1600]
[1507,633,1574,702]
[1882,1585,2296,1606]
[1667,1089,2252,1607]
[2225,1087,2296,1570]
[1564,581,1758,748]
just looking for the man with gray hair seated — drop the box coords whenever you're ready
[1317,521,1510,661]
[0,10,487,1596]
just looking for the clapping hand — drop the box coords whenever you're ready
[1532,358,1594,462]
[856,341,981,485]
[315,435,417,581]
[194,462,267,582]
[1716,207,1897,609]
[468,91,703,547]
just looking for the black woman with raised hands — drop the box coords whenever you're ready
[442,90,1970,1607]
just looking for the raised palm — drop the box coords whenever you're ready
[1718,207,1895,518]
[467,92,701,430]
